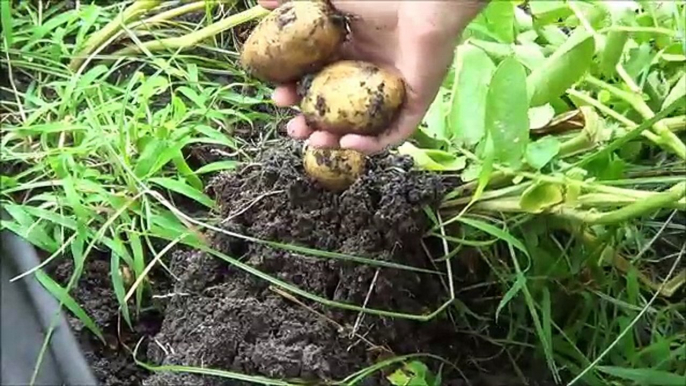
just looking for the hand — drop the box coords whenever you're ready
[257,0,485,154]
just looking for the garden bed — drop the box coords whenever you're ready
[47,139,554,385]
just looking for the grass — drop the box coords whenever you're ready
[1,0,685,385]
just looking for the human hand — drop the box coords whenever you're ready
[256,0,485,154]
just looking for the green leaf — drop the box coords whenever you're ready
[496,274,525,321]
[0,0,13,48]
[110,250,133,329]
[595,366,686,385]
[148,177,215,208]
[134,137,167,178]
[451,216,530,258]
[599,31,629,77]
[387,369,412,386]
[397,143,466,171]
[486,57,530,168]
[35,270,105,344]
[519,182,564,213]
[529,1,572,24]
[195,160,239,174]
[527,32,596,107]
[172,152,204,191]
[662,74,686,112]
[450,44,496,147]
[528,104,555,130]
[177,86,207,109]
[422,88,449,142]
[526,136,561,170]
[481,0,515,43]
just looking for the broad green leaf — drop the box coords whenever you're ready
[519,182,564,213]
[526,136,561,170]
[469,40,546,71]
[397,143,466,171]
[527,32,596,107]
[148,177,215,208]
[595,366,686,385]
[662,74,686,112]
[450,44,496,147]
[528,104,556,130]
[599,31,629,77]
[480,0,515,43]
[496,274,525,321]
[529,1,572,24]
[422,88,449,142]
[535,25,568,47]
[486,57,530,168]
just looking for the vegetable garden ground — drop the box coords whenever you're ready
[1,1,685,385]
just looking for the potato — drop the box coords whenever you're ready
[240,1,346,83]
[302,146,366,191]
[300,60,406,136]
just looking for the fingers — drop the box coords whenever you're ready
[271,84,300,107]
[285,115,311,139]
[256,0,281,9]
[307,131,341,148]
[339,106,424,154]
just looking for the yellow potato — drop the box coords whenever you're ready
[300,60,406,136]
[302,146,366,191]
[240,1,346,83]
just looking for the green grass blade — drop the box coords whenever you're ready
[595,366,686,385]
[34,270,105,344]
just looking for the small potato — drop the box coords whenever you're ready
[300,60,406,136]
[240,1,346,83]
[303,146,366,192]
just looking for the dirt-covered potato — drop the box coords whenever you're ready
[303,146,366,191]
[300,60,406,136]
[240,1,346,83]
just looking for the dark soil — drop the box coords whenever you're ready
[38,139,554,386]
[138,139,553,386]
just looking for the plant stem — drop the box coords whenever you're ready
[555,182,686,224]
[69,0,162,72]
[133,0,235,31]
[111,5,269,57]
[470,183,686,222]
[584,76,686,159]
[662,116,686,132]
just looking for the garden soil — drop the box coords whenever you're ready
[47,139,554,386]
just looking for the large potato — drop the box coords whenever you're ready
[240,1,346,83]
[302,146,366,191]
[300,60,406,136]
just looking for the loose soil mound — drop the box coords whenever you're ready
[46,139,552,385]
[139,139,549,385]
